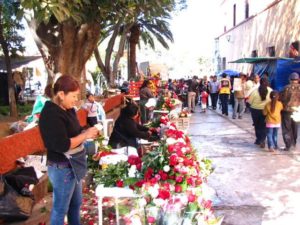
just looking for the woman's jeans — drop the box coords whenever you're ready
[48,165,82,225]
[266,127,279,149]
[250,108,267,144]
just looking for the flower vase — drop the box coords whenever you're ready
[161,204,184,225]
[145,206,161,225]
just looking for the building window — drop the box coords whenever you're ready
[222,57,226,70]
[289,41,299,58]
[245,0,249,19]
[233,4,236,26]
[251,50,257,57]
[267,46,275,57]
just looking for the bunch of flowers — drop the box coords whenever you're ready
[155,96,180,112]
[94,155,142,188]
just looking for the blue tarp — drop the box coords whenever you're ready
[253,58,300,91]
[218,69,240,77]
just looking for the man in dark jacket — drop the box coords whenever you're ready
[280,72,300,151]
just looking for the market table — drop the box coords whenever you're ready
[95,186,140,225]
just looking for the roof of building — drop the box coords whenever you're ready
[0,56,42,71]
[229,57,293,63]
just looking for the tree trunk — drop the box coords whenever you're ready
[112,32,127,86]
[27,17,101,96]
[0,9,18,117]
[128,24,140,80]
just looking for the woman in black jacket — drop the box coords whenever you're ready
[109,102,157,148]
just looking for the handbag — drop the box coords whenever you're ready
[0,175,34,222]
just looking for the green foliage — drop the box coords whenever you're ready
[0,1,25,56]
[0,104,33,116]
[94,161,130,187]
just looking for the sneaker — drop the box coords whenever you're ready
[232,116,236,119]
[268,148,275,152]
[238,116,242,119]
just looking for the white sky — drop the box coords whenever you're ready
[138,0,221,78]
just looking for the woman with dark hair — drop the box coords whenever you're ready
[248,77,272,148]
[263,91,283,152]
[39,75,99,225]
[139,79,154,124]
[109,102,157,149]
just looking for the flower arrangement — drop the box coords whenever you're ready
[155,96,180,112]
[91,113,222,225]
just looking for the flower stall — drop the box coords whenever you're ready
[88,111,223,225]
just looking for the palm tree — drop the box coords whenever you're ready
[128,16,174,80]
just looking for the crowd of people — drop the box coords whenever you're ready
[132,72,299,153]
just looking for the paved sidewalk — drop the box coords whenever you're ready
[188,105,300,225]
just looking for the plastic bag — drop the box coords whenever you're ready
[0,175,34,222]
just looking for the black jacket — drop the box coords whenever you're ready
[108,115,150,148]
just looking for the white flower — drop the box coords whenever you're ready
[128,165,137,178]
[181,147,187,153]
[131,215,143,225]
[148,186,159,198]
[138,198,147,208]
[163,165,170,172]
[153,198,166,207]
[177,138,186,144]
[166,138,176,145]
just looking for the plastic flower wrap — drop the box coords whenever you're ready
[291,106,300,122]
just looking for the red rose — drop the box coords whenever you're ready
[195,178,202,185]
[186,177,194,185]
[136,163,142,171]
[158,189,170,200]
[116,180,124,187]
[175,185,182,193]
[135,180,145,188]
[144,168,154,180]
[158,170,168,181]
[169,154,178,166]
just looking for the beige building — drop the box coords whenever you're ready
[215,0,300,74]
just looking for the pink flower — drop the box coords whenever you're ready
[175,176,183,183]
[147,216,156,223]
[175,185,182,193]
[188,194,196,202]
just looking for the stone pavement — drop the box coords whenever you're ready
[188,105,300,225]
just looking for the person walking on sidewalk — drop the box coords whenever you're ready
[209,75,219,110]
[232,73,247,119]
[187,76,198,113]
[219,73,231,116]
[248,78,272,148]
[280,72,300,151]
[263,91,283,152]
[201,87,209,113]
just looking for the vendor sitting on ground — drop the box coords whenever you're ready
[108,102,158,149]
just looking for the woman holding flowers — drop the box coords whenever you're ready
[39,75,99,225]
